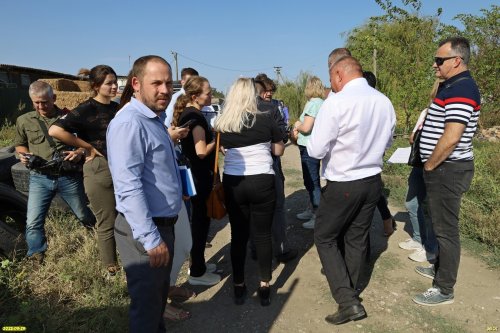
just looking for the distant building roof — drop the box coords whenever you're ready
[0,64,81,80]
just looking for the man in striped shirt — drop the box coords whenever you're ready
[413,37,480,306]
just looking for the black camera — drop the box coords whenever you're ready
[25,152,83,173]
[25,154,49,170]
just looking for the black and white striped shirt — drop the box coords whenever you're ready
[420,71,481,162]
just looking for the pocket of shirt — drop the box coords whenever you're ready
[25,128,45,145]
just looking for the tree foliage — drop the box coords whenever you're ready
[274,71,313,122]
[345,0,442,131]
[455,5,500,127]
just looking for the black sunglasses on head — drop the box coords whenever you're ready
[434,56,461,66]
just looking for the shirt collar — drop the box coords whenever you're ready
[341,77,367,91]
[130,97,166,122]
[443,70,471,86]
[30,105,63,119]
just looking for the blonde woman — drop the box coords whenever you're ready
[215,78,285,306]
[292,76,324,229]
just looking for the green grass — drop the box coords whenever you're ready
[0,211,129,332]
[0,120,15,147]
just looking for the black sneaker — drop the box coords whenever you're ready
[276,249,298,263]
[234,284,247,305]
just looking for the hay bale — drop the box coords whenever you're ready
[54,91,93,110]
[74,80,92,92]
[39,78,81,92]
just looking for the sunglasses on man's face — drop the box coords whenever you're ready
[434,56,459,66]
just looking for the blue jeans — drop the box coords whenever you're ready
[26,172,95,256]
[299,145,321,208]
[405,167,437,253]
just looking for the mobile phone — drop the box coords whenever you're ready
[179,119,195,129]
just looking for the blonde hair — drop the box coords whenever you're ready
[429,78,444,103]
[305,76,325,99]
[215,78,258,133]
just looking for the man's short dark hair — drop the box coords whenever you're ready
[181,67,199,79]
[363,71,377,88]
[439,36,471,65]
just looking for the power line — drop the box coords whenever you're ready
[175,51,275,73]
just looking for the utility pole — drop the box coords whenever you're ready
[273,66,283,84]
[372,26,377,78]
[171,51,179,81]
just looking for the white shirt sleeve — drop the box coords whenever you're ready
[306,98,339,159]
[412,108,428,133]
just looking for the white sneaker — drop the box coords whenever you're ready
[296,208,314,221]
[409,248,436,262]
[302,215,316,229]
[188,272,221,286]
[398,238,423,251]
[188,263,217,275]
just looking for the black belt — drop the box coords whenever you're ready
[152,216,178,227]
[118,212,177,227]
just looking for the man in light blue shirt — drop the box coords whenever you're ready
[107,55,187,333]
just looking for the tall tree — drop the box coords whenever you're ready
[455,5,499,127]
[346,0,442,131]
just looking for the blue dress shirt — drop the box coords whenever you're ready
[107,98,182,251]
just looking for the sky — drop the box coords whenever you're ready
[1,0,496,93]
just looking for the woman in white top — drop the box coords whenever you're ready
[215,78,284,307]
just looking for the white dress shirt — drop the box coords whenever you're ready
[307,78,395,182]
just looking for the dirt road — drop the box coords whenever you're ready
[167,144,500,333]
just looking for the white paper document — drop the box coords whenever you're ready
[387,147,411,164]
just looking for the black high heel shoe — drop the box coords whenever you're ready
[258,286,271,306]
[234,284,247,305]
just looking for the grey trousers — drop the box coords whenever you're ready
[115,214,174,333]
[424,161,474,295]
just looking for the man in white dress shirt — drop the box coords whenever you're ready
[307,55,395,325]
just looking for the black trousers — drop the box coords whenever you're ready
[223,173,275,284]
[189,170,213,277]
[424,161,473,295]
[314,174,381,307]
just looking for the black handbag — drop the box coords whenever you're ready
[408,129,423,167]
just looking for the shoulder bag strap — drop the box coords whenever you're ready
[35,117,59,153]
[212,132,220,184]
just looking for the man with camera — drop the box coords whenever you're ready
[14,81,95,265]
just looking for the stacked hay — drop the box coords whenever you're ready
[38,78,93,110]
[39,79,80,92]
[54,91,93,110]
[74,80,92,92]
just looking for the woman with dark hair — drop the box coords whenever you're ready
[172,76,221,287]
[49,65,120,276]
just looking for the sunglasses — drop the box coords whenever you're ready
[434,56,459,66]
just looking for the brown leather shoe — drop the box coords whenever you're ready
[325,304,367,325]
